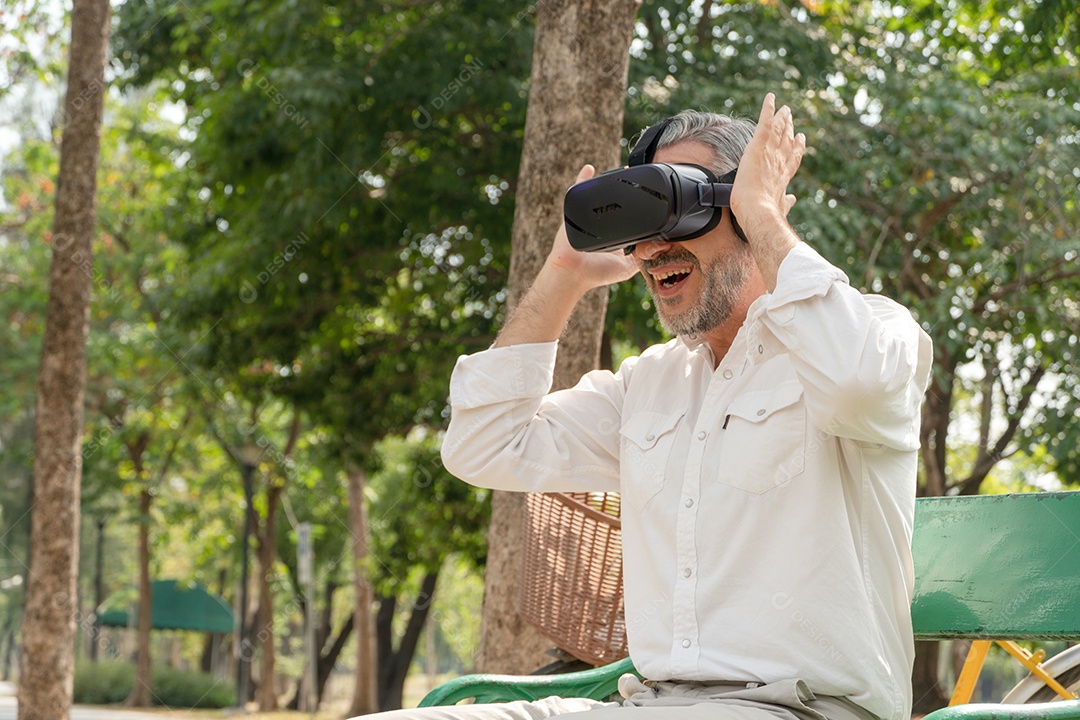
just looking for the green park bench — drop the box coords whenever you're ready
[420,491,1080,720]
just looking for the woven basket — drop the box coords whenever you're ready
[519,492,627,666]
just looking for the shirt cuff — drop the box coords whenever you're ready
[448,341,559,409]
[746,244,850,361]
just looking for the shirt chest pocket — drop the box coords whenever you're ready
[619,411,683,512]
[717,383,806,494]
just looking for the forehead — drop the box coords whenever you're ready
[651,140,714,167]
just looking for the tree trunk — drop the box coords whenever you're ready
[0,616,13,681]
[912,639,949,714]
[913,356,956,714]
[253,407,300,710]
[202,570,228,673]
[375,594,395,697]
[126,487,154,706]
[255,482,283,710]
[478,0,638,674]
[17,0,110,716]
[287,595,354,708]
[315,615,353,703]
[347,465,379,717]
[376,572,440,711]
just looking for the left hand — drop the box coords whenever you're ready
[730,93,806,225]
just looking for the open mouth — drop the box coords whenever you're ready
[653,268,692,289]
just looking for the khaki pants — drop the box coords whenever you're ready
[356,677,881,720]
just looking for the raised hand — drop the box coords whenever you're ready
[731,93,806,226]
[493,165,639,348]
[546,164,640,292]
[730,93,807,291]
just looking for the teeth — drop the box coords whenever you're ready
[653,269,690,281]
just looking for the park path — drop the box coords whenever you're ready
[0,682,205,720]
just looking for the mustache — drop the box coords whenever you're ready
[640,248,701,273]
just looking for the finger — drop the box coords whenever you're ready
[783,194,797,214]
[794,132,806,158]
[758,93,776,126]
[775,105,793,139]
[575,164,595,183]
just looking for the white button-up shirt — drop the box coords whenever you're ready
[442,244,933,720]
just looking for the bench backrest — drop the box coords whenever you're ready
[912,491,1080,640]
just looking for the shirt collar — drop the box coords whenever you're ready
[677,332,709,350]
[677,320,753,369]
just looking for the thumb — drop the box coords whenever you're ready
[782,193,797,216]
[574,164,596,184]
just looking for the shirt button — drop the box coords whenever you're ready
[697,431,707,441]
[682,639,691,648]
[723,369,733,379]
[757,344,764,354]
[684,498,694,508]
[683,567,692,578]
[756,409,767,416]
[646,433,655,441]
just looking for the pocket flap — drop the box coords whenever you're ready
[726,382,804,424]
[619,411,682,450]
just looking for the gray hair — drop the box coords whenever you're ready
[653,110,756,176]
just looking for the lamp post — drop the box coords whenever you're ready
[235,442,260,708]
[90,516,105,661]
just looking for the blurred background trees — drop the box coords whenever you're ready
[1,0,1077,714]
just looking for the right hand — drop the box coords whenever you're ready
[544,164,640,292]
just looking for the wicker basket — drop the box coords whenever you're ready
[519,492,627,666]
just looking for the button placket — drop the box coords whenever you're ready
[673,413,704,671]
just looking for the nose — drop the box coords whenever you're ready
[632,238,673,261]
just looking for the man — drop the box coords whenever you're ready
[371,94,932,720]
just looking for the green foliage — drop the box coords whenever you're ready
[621,0,1080,492]
[72,659,236,708]
[367,430,490,596]
[72,660,133,705]
[150,664,237,708]
[422,556,485,673]
[111,0,531,458]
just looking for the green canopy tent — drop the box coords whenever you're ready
[98,579,235,633]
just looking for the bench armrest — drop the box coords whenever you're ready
[923,701,1080,720]
[418,657,638,707]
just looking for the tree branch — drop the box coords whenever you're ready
[915,168,1015,238]
[282,407,302,457]
[976,356,995,462]
[972,266,1080,314]
[152,408,194,484]
[959,364,1047,495]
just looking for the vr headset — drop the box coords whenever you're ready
[563,117,747,254]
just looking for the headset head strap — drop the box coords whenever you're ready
[628,117,674,167]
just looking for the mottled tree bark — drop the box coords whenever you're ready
[477,0,639,674]
[17,0,110,717]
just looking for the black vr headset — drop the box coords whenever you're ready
[563,117,747,254]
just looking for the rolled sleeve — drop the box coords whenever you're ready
[746,243,850,362]
[448,342,558,408]
[442,341,623,494]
